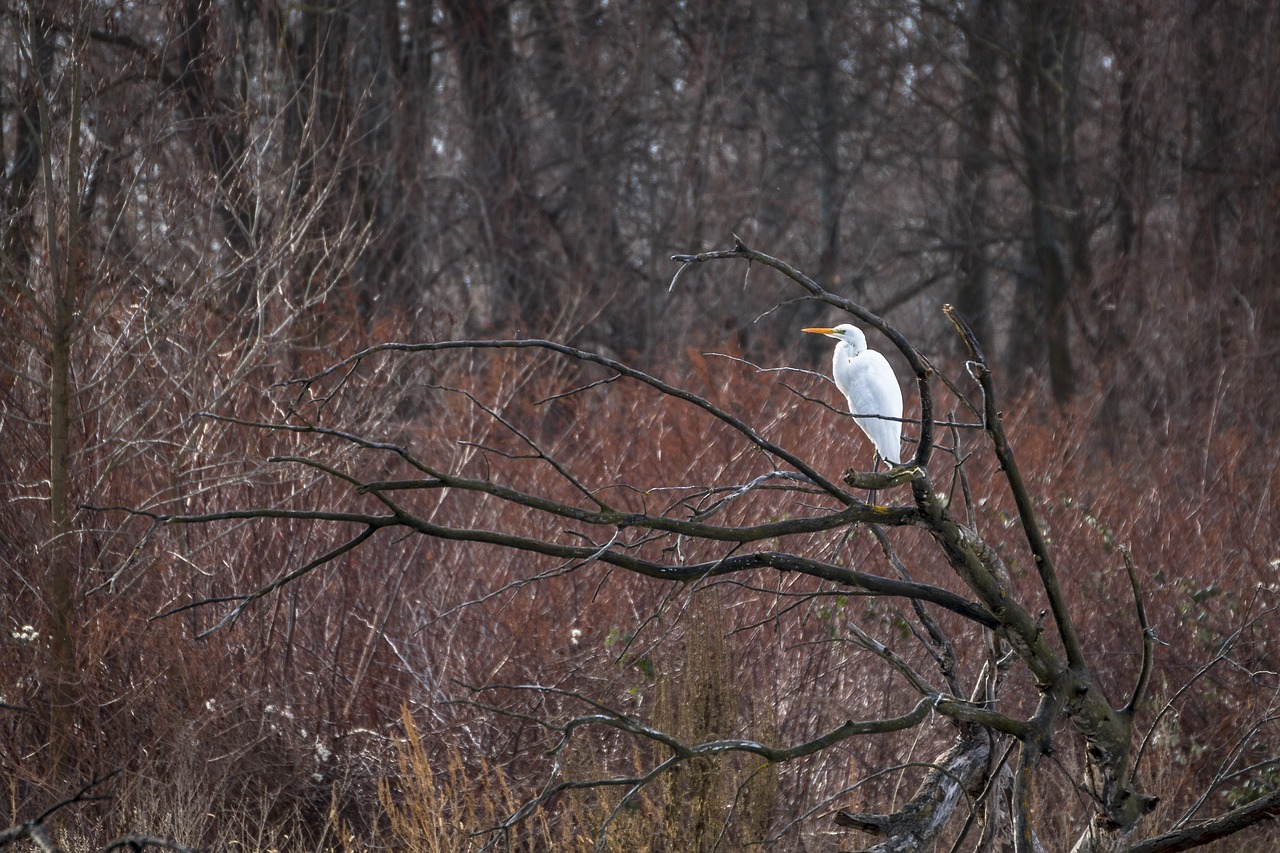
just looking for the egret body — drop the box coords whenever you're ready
[803,324,903,465]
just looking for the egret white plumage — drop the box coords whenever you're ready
[803,324,904,465]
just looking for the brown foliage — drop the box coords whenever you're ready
[2,297,1278,848]
[2,0,1279,848]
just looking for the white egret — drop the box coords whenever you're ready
[803,324,903,465]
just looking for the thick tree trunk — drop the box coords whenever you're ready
[47,289,75,773]
[1012,1,1088,403]
[441,0,553,326]
[173,0,259,314]
[835,726,993,852]
[42,5,86,773]
[951,0,1002,350]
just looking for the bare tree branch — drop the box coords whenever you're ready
[115,244,1277,851]
[1127,787,1280,853]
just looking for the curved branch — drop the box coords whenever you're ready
[193,525,380,639]
[198,415,886,539]
[1120,546,1154,718]
[389,511,1000,626]
[1128,787,1280,853]
[358,473,919,542]
[496,696,942,843]
[561,694,939,765]
[934,698,1031,739]
[149,500,995,627]
[200,417,918,541]
[943,304,1085,672]
[280,337,856,504]
[429,381,608,510]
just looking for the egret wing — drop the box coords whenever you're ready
[834,350,903,464]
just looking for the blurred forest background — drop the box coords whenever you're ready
[2,0,1278,850]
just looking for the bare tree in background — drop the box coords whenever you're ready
[1,0,1258,412]
[1009,1,1088,404]
[0,0,369,784]
[948,0,1002,351]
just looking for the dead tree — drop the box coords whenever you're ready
[134,243,1279,852]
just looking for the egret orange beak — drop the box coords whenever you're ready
[802,327,837,335]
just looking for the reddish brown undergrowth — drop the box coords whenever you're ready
[2,331,1277,850]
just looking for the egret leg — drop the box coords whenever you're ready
[867,452,883,504]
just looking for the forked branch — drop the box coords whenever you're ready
[111,244,1278,852]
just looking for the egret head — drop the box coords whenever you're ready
[802,323,867,354]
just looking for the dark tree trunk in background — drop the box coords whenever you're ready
[173,0,258,304]
[40,2,86,775]
[807,0,843,297]
[527,0,632,342]
[1011,0,1088,404]
[2,3,53,269]
[1182,0,1280,392]
[1093,4,1148,444]
[792,0,847,361]
[950,0,1002,351]
[442,0,554,326]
